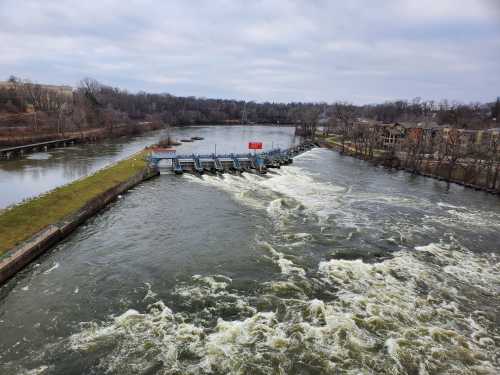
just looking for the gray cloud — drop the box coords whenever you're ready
[1,0,499,104]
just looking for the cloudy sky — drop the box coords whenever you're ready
[1,0,499,104]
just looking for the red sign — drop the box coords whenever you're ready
[248,142,263,150]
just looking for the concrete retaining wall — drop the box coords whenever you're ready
[0,167,159,285]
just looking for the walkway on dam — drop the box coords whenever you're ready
[149,142,315,174]
[0,138,78,159]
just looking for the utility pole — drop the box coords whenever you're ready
[241,102,248,125]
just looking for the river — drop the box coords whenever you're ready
[0,125,298,209]
[0,126,499,374]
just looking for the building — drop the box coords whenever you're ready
[376,123,406,149]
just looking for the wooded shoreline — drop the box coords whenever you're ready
[0,121,164,147]
[319,138,500,195]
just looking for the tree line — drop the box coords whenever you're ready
[0,76,498,138]
[358,98,499,129]
[325,114,500,193]
[0,77,328,135]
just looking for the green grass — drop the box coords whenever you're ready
[0,150,150,257]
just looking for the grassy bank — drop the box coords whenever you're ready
[0,150,149,257]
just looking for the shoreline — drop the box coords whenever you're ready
[0,150,159,285]
[318,138,500,196]
[0,122,164,148]
[0,123,295,148]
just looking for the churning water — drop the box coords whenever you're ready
[1,138,499,374]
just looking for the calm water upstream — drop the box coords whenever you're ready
[0,125,298,209]
[0,126,499,374]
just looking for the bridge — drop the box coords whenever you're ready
[149,142,315,174]
[0,138,78,159]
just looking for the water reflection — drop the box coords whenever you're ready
[0,126,298,208]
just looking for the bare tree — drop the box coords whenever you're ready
[20,80,45,132]
[333,102,356,154]
[79,78,102,107]
[486,135,500,191]
[432,131,449,177]
[402,127,424,172]
[294,107,321,139]
[444,129,463,181]
[47,91,71,135]
[69,92,89,138]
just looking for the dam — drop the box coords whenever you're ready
[1,126,499,374]
[148,142,315,174]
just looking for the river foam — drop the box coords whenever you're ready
[69,238,500,374]
[23,149,500,374]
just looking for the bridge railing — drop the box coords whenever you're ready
[173,147,297,160]
[0,138,78,154]
[150,143,313,166]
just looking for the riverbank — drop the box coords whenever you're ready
[319,136,500,195]
[0,150,158,284]
[0,122,164,147]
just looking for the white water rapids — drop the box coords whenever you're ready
[64,149,500,374]
[2,148,499,375]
